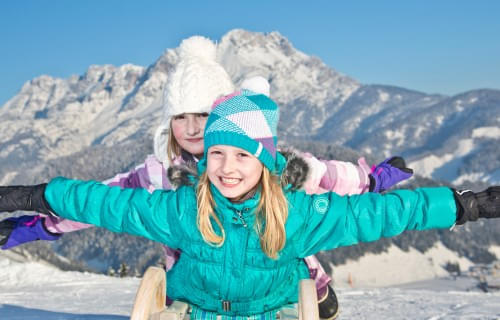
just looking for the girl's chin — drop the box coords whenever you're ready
[219,188,245,200]
[181,146,204,156]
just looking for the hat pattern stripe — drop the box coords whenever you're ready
[212,95,262,117]
[226,111,274,138]
[205,117,247,136]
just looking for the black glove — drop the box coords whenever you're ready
[0,184,52,214]
[453,186,500,225]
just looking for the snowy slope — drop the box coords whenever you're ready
[0,251,138,319]
[1,253,499,319]
[331,243,474,288]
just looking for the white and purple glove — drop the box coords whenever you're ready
[369,156,414,192]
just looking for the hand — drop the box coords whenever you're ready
[369,156,413,192]
[454,186,500,225]
[0,215,61,250]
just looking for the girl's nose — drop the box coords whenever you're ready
[221,157,236,174]
[186,117,201,135]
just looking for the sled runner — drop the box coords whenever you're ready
[131,267,319,319]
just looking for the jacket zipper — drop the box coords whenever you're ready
[221,209,248,311]
[236,210,247,227]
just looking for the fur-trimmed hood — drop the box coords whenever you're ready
[167,148,310,191]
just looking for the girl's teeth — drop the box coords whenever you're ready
[221,177,239,185]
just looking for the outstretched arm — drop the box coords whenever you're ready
[0,178,187,249]
[43,156,168,233]
[293,186,500,257]
[0,156,170,249]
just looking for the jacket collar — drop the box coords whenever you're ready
[209,183,260,227]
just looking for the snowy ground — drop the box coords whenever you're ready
[0,252,499,319]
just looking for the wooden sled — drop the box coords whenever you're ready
[131,266,319,320]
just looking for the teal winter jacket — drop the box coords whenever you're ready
[44,172,457,316]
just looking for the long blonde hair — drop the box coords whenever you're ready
[166,124,182,165]
[196,167,289,259]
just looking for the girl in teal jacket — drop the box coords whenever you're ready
[0,89,499,318]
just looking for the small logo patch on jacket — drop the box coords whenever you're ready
[313,197,329,214]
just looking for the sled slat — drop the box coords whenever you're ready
[131,267,166,320]
[298,279,319,320]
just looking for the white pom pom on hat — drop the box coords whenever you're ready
[240,76,270,97]
[178,36,217,61]
[154,35,235,165]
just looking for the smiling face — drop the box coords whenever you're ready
[170,113,208,158]
[206,145,264,201]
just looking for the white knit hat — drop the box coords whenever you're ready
[153,36,235,164]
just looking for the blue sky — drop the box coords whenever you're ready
[1,1,499,106]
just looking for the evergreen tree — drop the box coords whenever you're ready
[118,262,130,278]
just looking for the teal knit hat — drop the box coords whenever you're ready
[204,90,279,171]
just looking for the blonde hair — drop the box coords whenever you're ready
[196,167,289,259]
[196,172,225,245]
[166,124,182,165]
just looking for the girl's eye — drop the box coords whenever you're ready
[238,153,249,158]
[198,113,209,118]
[210,150,221,155]
[173,115,185,120]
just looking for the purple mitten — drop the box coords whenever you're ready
[369,156,413,193]
[0,215,61,250]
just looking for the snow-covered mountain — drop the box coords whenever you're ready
[0,29,499,278]
[315,86,500,185]
[0,29,498,185]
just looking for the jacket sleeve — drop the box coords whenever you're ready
[42,156,170,233]
[43,177,187,249]
[293,187,457,258]
[300,152,371,196]
[104,155,169,191]
[317,157,371,196]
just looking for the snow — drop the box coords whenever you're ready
[0,171,18,185]
[409,154,450,177]
[472,126,500,139]
[338,285,500,319]
[0,252,137,319]
[1,250,499,319]
[331,243,473,288]
[489,245,500,259]
[378,90,390,102]
[384,129,405,147]
[409,130,500,184]
[455,100,465,112]
[0,61,163,163]
[435,115,445,125]
[409,139,476,183]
